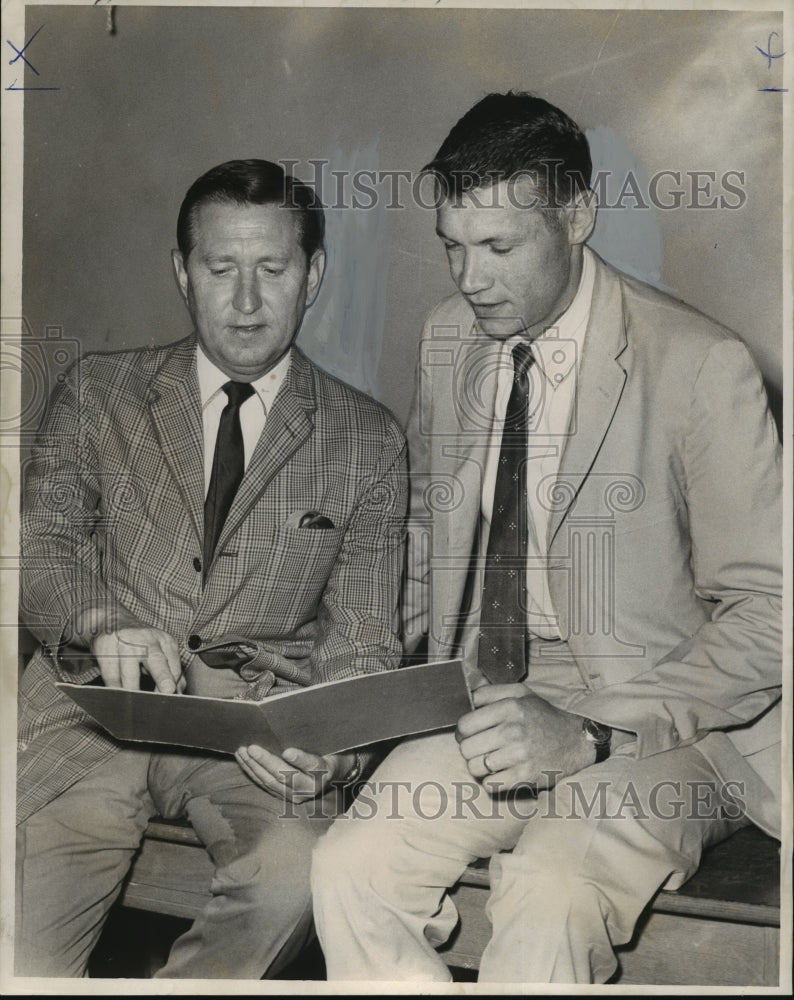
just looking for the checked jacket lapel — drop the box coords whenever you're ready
[146,339,205,548]
[212,347,316,559]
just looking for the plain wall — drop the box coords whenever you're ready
[20,5,784,428]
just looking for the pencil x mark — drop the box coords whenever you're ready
[7,24,45,76]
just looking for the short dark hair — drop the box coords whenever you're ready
[176,159,325,262]
[423,92,592,210]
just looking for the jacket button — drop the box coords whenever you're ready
[193,557,202,572]
[187,634,202,651]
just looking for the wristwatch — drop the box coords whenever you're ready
[582,718,612,763]
[338,750,364,786]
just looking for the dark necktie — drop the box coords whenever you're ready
[203,380,255,578]
[477,342,535,684]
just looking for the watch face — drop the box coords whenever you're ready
[583,718,612,744]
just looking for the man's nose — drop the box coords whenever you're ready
[232,274,262,314]
[455,252,491,296]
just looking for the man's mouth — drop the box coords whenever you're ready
[231,324,265,335]
[469,301,506,316]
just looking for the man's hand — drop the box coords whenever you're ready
[91,627,185,693]
[456,684,593,792]
[234,745,356,804]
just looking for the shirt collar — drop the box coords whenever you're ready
[196,345,292,413]
[504,246,596,389]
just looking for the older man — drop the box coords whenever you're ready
[16,159,406,978]
[311,93,782,983]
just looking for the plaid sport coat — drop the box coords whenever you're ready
[18,337,407,823]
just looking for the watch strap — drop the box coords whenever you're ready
[582,718,612,763]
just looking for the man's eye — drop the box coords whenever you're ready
[210,268,232,276]
[490,246,512,256]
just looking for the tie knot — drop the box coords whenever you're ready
[223,380,256,408]
[512,341,534,380]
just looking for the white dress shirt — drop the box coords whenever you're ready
[481,247,596,639]
[196,347,292,496]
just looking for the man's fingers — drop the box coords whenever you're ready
[238,745,325,802]
[456,707,490,740]
[93,640,122,689]
[119,645,145,689]
[235,752,258,785]
[160,634,184,687]
[157,631,185,692]
[282,747,329,779]
[461,746,538,795]
[109,627,184,693]
[235,748,287,795]
[243,744,288,775]
[93,632,141,689]
[142,645,178,693]
[458,730,500,763]
[462,751,496,780]
[91,627,185,692]
[482,765,543,795]
[456,700,513,739]
[114,631,174,693]
[461,738,528,772]
[94,657,119,688]
[471,683,527,708]
[238,745,303,791]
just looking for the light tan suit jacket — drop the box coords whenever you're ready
[403,253,783,837]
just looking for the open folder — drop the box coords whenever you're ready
[57,658,471,756]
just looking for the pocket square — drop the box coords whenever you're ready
[284,509,336,530]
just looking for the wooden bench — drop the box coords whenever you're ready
[119,820,782,985]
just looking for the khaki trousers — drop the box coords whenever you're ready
[312,728,748,983]
[16,747,337,978]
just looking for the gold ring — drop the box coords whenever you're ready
[483,753,494,774]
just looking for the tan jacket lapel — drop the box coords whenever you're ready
[547,257,629,550]
[436,334,501,648]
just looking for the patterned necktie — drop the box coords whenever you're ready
[203,380,256,577]
[477,341,535,684]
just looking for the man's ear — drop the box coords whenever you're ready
[565,188,597,246]
[305,248,326,308]
[171,249,190,304]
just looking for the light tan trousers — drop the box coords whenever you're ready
[312,726,747,983]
